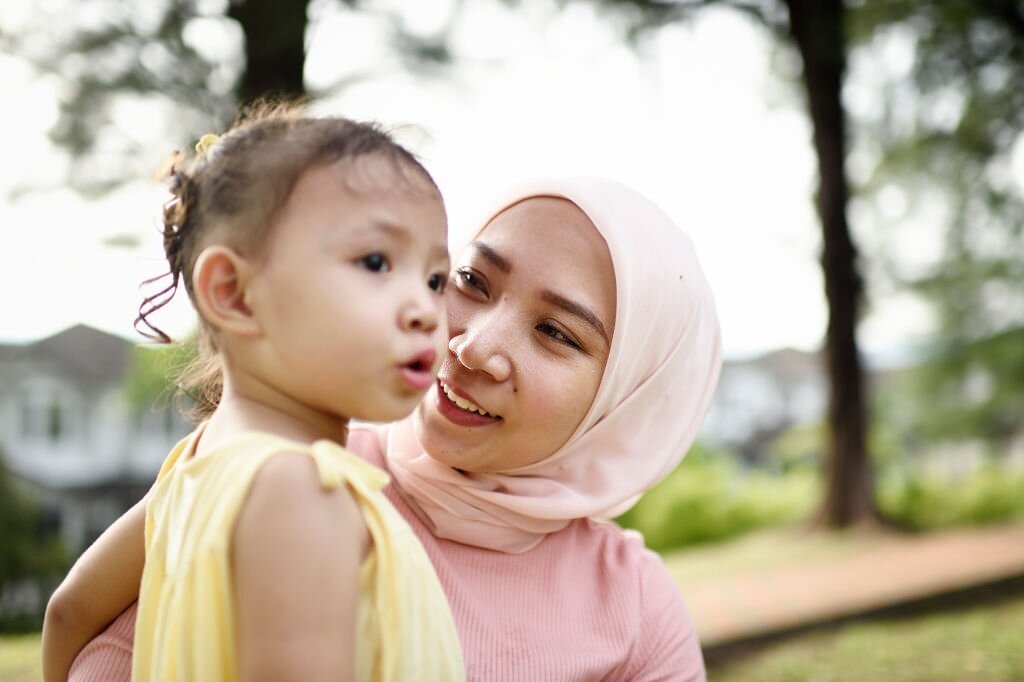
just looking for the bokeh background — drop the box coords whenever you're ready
[2,1,1023,679]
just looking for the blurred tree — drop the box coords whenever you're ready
[228,0,310,103]
[592,0,1024,526]
[849,1,1024,452]
[122,341,196,413]
[2,0,248,193]
[0,0,450,194]
[783,0,875,529]
[581,0,878,528]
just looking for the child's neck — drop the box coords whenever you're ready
[198,385,350,457]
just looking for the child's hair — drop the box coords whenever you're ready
[137,102,440,422]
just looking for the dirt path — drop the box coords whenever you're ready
[663,522,1024,647]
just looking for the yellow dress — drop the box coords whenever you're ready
[132,428,464,681]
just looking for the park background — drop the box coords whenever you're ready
[2,0,1024,679]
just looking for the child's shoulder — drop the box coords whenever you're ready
[231,450,372,615]
[238,449,369,547]
[158,431,371,511]
[233,434,388,501]
[249,449,332,497]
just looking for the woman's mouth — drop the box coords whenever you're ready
[435,380,501,426]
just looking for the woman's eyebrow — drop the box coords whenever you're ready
[470,241,511,273]
[541,290,609,344]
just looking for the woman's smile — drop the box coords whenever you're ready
[434,379,502,427]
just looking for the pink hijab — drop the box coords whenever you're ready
[387,177,722,553]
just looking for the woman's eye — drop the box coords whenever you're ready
[428,272,447,294]
[358,252,390,273]
[537,322,581,350]
[454,268,488,297]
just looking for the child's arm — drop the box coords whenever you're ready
[41,493,148,682]
[232,453,369,682]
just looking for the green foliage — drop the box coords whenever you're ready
[620,423,1024,552]
[849,1,1024,452]
[907,328,1024,445]
[0,457,68,631]
[879,461,1024,530]
[0,465,67,592]
[615,445,818,551]
[122,341,196,414]
[768,415,906,475]
[770,422,825,471]
[768,408,1024,531]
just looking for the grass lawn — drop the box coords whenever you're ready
[705,590,1024,681]
[0,633,41,682]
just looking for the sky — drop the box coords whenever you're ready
[0,0,951,360]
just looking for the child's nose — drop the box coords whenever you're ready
[399,291,440,333]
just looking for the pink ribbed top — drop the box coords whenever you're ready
[69,427,705,681]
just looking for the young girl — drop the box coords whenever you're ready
[41,106,464,681]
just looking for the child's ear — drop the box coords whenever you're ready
[192,245,261,337]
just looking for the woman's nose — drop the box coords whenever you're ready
[448,324,512,382]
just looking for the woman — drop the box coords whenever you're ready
[52,176,721,681]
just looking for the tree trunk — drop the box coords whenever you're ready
[228,0,311,103]
[784,0,876,527]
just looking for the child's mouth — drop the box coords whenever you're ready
[398,350,436,391]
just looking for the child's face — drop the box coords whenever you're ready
[246,156,450,424]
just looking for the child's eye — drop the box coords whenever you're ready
[428,272,447,294]
[358,252,390,273]
[454,267,488,298]
[537,322,582,351]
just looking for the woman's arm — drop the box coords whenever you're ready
[41,494,148,682]
[67,600,137,682]
[616,552,707,682]
[232,453,369,682]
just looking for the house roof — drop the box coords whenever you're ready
[727,347,823,384]
[0,341,22,358]
[28,324,133,385]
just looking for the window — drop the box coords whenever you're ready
[47,402,62,441]
[20,401,35,437]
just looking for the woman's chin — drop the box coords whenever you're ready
[414,401,481,469]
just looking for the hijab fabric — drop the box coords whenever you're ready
[387,177,722,553]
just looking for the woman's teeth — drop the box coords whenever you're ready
[440,382,493,417]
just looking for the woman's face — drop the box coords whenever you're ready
[414,196,616,473]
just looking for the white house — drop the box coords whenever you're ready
[700,348,828,463]
[0,325,190,554]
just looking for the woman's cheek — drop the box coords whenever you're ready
[443,289,473,335]
[536,365,584,429]
[563,359,603,422]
